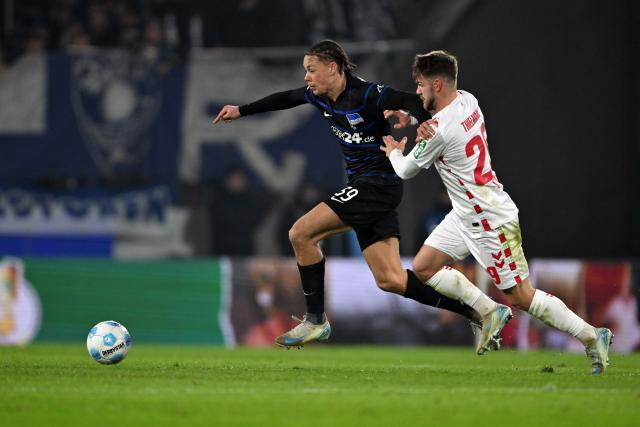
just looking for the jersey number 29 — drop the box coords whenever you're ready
[465,122,495,185]
[331,186,359,204]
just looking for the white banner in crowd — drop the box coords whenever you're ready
[0,187,192,259]
[0,53,46,134]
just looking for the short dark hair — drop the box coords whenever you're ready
[306,40,357,74]
[412,50,458,84]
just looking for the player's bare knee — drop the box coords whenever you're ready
[375,271,405,294]
[288,223,309,250]
[412,262,437,282]
[507,298,528,311]
[502,286,532,311]
[376,279,403,294]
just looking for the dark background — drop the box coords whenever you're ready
[394,0,639,258]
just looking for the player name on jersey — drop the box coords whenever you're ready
[461,108,481,132]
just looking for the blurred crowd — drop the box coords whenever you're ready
[0,0,180,69]
[0,0,419,69]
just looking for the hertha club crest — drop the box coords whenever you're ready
[70,52,162,176]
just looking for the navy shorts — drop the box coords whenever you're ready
[324,180,403,250]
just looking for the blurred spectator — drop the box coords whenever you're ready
[210,167,272,256]
[302,0,403,42]
[2,0,175,65]
[62,24,93,52]
[241,259,303,346]
[230,258,306,346]
[23,26,48,54]
[599,265,640,352]
[138,18,178,75]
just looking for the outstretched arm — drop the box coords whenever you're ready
[212,86,308,124]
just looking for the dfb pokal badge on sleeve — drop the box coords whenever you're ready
[0,258,41,346]
[70,52,163,176]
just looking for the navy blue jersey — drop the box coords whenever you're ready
[239,74,429,184]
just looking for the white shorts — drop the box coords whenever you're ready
[424,211,530,290]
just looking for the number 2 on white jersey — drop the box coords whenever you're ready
[465,122,494,185]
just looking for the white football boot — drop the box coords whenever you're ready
[585,327,613,375]
[476,304,512,355]
[275,315,331,349]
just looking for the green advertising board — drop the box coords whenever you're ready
[23,259,229,344]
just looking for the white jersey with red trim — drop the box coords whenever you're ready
[389,90,518,230]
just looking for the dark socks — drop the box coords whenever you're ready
[403,269,477,321]
[305,312,326,324]
[298,258,325,324]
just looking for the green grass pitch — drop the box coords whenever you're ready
[1,344,639,427]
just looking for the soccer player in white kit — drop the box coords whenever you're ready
[381,50,613,374]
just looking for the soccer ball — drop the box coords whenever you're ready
[86,320,132,365]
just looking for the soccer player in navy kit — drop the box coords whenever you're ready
[213,40,481,348]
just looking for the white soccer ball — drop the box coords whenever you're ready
[86,320,132,365]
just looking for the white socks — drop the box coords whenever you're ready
[426,267,497,316]
[528,289,597,344]
[426,270,598,345]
